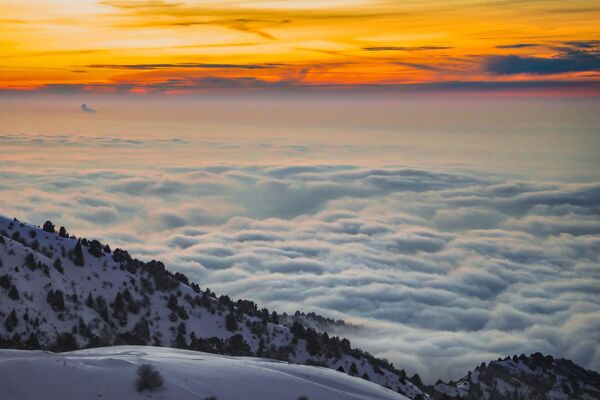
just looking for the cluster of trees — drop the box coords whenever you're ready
[183,331,252,357]
[430,352,596,400]
[46,289,65,312]
[0,274,20,301]
[42,220,69,239]
[1,219,423,396]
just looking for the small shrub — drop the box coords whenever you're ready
[136,364,163,392]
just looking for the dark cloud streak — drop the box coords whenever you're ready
[85,63,280,70]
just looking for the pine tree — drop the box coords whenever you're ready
[85,293,95,308]
[175,323,187,349]
[25,332,40,349]
[306,334,321,356]
[132,318,150,345]
[95,295,109,321]
[113,292,128,326]
[5,309,18,332]
[73,240,85,266]
[25,253,37,270]
[167,294,178,311]
[8,285,19,300]
[113,292,125,316]
[47,290,65,312]
[0,274,10,289]
[53,257,63,273]
[225,312,238,332]
[257,338,265,357]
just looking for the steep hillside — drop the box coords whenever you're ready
[0,345,409,400]
[0,216,427,399]
[431,353,600,400]
[4,216,599,400]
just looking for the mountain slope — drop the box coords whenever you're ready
[0,216,427,399]
[3,216,600,400]
[430,353,600,400]
[0,345,409,400]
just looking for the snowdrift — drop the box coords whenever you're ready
[0,345,409,400]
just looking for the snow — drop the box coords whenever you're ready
[0,346,410,400]
[9,215,600,399]
[0,215,429,398]
[433,356,600,400]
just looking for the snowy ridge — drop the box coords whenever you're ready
[0,216,427,399]
[3,216,599,400]
[431,353,600,400]
[0,345,409,400]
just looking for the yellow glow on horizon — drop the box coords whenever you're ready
[1,0,599,93]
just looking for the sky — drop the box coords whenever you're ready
[1,0,600,384]
[0,0,599,94]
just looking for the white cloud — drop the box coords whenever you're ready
[1,133,599,382]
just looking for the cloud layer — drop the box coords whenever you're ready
[0,133,599,382]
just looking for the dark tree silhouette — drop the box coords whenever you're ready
[58,226,68,238]
[225,312,238,332]
[73,240,85,266]
[8,285,19,300]
[42,221,55,233]
[53,257,63,273]
[25,253,37,270]
[47,290,65,312]
[306,335,321,356]
[5,309,18,332]
[88,239,103,258]
[85,293,95,308]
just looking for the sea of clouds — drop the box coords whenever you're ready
[1,133,599,381]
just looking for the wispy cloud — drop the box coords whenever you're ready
[495,43,541,49]
[392,61,441,71]
[363,46,453,51]
[84,63,280,70]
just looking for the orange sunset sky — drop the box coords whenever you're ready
[1,0,599,94]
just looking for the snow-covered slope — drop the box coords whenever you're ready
[4,216,599,400]
[0,216,427,399]
[431,353,600,400]
[0,345,409,400]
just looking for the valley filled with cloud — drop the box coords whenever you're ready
[1,129,598,382]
